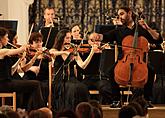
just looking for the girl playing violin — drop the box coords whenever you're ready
[49,29,99,111]
[22,32,50,105]
[0,27,45,111]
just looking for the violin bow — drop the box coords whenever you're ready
[38,25,53,67]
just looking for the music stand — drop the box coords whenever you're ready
[100,49,115,76]
[40,27,58,49]
[95,24,123,33]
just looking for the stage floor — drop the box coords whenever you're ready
[102,104,165,118]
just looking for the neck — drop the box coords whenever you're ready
[127,21,135,29]
[45,21,54,27]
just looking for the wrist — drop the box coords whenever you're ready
[146,27,151,31]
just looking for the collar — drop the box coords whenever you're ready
[127,21,135,29]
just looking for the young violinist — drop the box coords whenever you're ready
[0,27,45,111]
[49,29,98,111]
[22,32,50,105]
[89,7,163,107]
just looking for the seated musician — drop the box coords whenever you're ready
[0,27,45,111]
[22,32,50,105]
[89,7,163,107]
[81,36,116,105]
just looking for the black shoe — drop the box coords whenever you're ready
[110,101,121,108]
[145,101,154,108]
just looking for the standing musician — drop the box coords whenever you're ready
[0,27,45,111]
[22,32,51,105]
[89,7,163,107]
[35,6,58,32]
[49,29,99,111]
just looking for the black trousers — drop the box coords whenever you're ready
[82,76,119,104]
[103,63,155,102]
[0,79,45,111]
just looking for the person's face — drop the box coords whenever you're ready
[1,34,9,46]
[64,32,71,44]
[44,9,55,23]
[71,25,81,39]
[31,39,43,50]
[88,38,101,47]
[118,9,132,25]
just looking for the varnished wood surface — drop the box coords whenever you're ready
[102,104,165,118]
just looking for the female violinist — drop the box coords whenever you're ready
[22,32,51,105]
[89,7,163,106]
[49,29,98,111]
[0,27,45,111]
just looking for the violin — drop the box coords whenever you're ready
[64,43,91,53]
[26,47,52,61]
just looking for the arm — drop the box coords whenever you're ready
[138,19,160,40]
[0,46,26,59]
[49,48,69,58]
[21,51,41,72]
[11,58,22,75]
[75,45,96,69]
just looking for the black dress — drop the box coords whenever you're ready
[0,56,45,111]
[52,54,89,111]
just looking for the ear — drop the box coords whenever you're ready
[128,11,132,17]
[44,14,46,19]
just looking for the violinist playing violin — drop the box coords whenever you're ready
[49,29,99,111]
[79,36,114,105]
[89,7,163,107]
[0,27,45,111]
[22,32,51,105]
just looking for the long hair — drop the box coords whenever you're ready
[53,29,70,51]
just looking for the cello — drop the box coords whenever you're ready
[114,14,149,88]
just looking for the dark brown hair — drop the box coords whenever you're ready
[0,27,9,40]
[53,29,70,51]
[119,7,136,21]
[29,32,43,44]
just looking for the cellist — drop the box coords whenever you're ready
[89,7,163,107]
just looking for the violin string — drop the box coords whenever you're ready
[102,42,142,50]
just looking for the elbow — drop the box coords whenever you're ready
[81,64,87,69]
[81,66,86,70]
